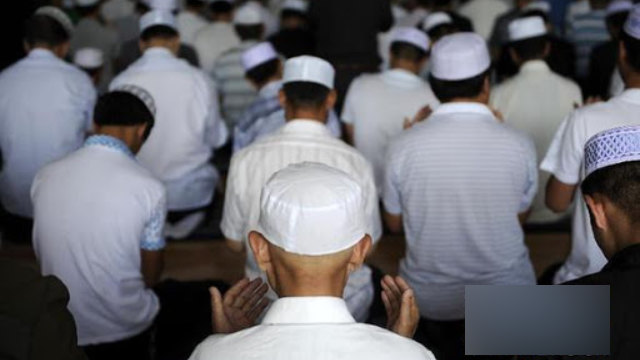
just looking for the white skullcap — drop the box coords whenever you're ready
[391,27,430,52]
[523,1,551,13]
[422,12,453,33]
[140,10,177,32]
[112,84,157,116]
[148,0,178,11]
[282,0,308,13]
[624,5,640,40]
[282,55,335,89]
[584,126,640,177]
[509,16,547,42]
[242,42,278,71]
[430,32,490,81]
[606,0,633,16]
[35,6,74,37]
[257,162,368,256]
[233,3,263,25]
[74,0,99,6]
[73,48,104,69]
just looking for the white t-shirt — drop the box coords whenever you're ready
[0,49,96,217]
[193,22,241,73]
[341,69,439,194]
[540,89,640,283]
[491,60,583,223]
[31,135,166,345]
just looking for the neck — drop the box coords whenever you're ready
[390,60,421,75]
[625,74,640,89]
[274,272,347,298]
[447,96,488,105]
[285,109,327,123]
[95,128,135,151]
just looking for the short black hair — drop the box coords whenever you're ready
[607,11,630,33]
[209,1,233,14]
[621,31,640,72]
[282,81,330,110]
[426,23,456,42]
[94,92,155,132]
[429,70,489,103]
[24,15,70,47]
[510,35,549,62]
[140,25,179,42]
[582,161,640,226]
[235,24,264,41]
[281,9,307,21]
[186,0,205,7]
[246,58,280,85]
[390,41,427,62]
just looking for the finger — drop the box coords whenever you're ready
[210,287,226,332]
[394,276,411,293]
[224,278,250,306]
[382,283,400,312]
[233,278,262,308]
[383,275,403,299]
[403,117,412,129]
[242,282,269,312]
[248,298,270,320]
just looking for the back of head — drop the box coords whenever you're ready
[209,0,233,16]
[24,14,70,48]
[139,10,179,42]
[281,55,335,112]
[508,16,549,63]
[389,27,430,64]
[234,3,264,40]
[94,86,155,131]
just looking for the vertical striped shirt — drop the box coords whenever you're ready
[567,9,610,78]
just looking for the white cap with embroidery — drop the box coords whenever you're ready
[430,32,490,81]
[509,16,547,42]
[391,27,430,52]
[282,55,335,89]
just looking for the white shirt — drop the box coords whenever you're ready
[189,297,435,360]
[193,22,240,73]
[540,89,640,283]
[31,135,166,345]
[342,69,439,193]
[459,0,511,40]
[0,49,96,218]
[221,120,383,321]
[491,60,583,224]
[111,47,228,211]
[384,103,538,320]
[177,11,210,46]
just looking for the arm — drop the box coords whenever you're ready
[140,191,167,288]
[225,238,244,253]
[141,249,164,288]
[545,176,577,213]
[344,124,355,146]
[384,211,403,234]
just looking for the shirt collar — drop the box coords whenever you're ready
[430,102,496,121]
[381,68,425,88]
[28,48,58,60]
[143,47,176,59]
[520,60,550,74]
[259,80,282,98]
[281,119,332,136]
[84,135,135,159]
[602,243,640,272]
[261,297,356,325]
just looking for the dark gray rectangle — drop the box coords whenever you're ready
[465,285,609,356]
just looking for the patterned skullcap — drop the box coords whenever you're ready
[112,84,156,117]
[584,126,640,177]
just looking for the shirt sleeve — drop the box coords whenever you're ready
[340,80,359,125]
[539,111,584,185]
[204,75,229,148]
[382,140,403,215]
[141,194,167,251]
[519,136,538,213]
[362,163,383,243]
[220,158,246,242]
[327,110,343,138]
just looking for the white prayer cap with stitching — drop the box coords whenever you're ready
[257,162,368,256]
[391,27,430,52]
[242,42,278,71]
[584,126,640,177]
[74,0,99,6]
[282,0,308,13]
[606,0,633,16]
[422,12,452,33]
[430,32,490,81]
[624,4,640,39]
[112,84,157,116]
[35,6,74,37]
[233,3,263,25]
[73,48,104,69]
[149,0,177,11]
[523,1,551,13]
[282,55,335,89]
[509,16,547,42]
[140,10,177,32]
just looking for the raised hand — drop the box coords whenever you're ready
[403,105,433,130]
[381,275,420,338]
[210,278,270,334]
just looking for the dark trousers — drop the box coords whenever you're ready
[0,210,32,244]
[82,327,152,360]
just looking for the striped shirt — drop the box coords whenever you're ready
[383,102,538,320]
[212,41,259,128]
[567,9,610,78]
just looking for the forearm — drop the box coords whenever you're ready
[141,250,164,288]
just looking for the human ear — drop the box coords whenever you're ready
[347,235,372,273]
[584,195,608,231]
[249,231,272,272]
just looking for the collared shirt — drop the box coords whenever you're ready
[31,135,166,345]
[221,119,382,321]
[341,69,439,194]
[233,80,342,152]
[111,47,228,211]
[212,41,259,128]
[177,11,209,47]
[540,89,640,284]
[491,60,583,224]
[384,103,538,320]
[0,49,96,218]
[458,0,510,40]
[567,9,609,78]
[189,297,435,360]
[193,22,240,73]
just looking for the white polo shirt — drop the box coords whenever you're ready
[384,103,538,320]
[540,89,640,284]
[221,119,382,322]
[193,22,240,73]
[111,47,228,211]
[458,0,510,40]
[0,49,96,218]
[341,69,439,193]
[491,60,583,224]
[31,135,166,345]
[189,297,435,360]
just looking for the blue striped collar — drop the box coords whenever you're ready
[84,135,134,159]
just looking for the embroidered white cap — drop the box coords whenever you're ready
[35,6,74,37]
[523,1,551,13]
[509,16,547,42]
[422,12,453,33]
[282,0,308,13]
[233,3,263,25]
[282,55,335,89]
[391,27,430,52]
[584,126,640,177]
[73,48,104,69]
[624,4,640,40]
[112,84,157,116]
[257,162,368,256]
[74,0,100,6]
[606,0,633,16]
[430,32,490,81]
[148,0,178,11]
[242,42,278,71]
[140,10,177,32]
